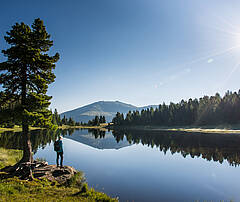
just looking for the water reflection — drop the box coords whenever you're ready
[32,128,240,202]
[66,128,131,149]
[88,128,106,139]
[0,129,60,153]
[1,128,240,166]
[112,130,240,166]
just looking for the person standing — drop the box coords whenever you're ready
[54,136,64,168]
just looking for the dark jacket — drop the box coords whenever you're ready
[56,140,63,153]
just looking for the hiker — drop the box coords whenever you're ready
[54,136,64,168]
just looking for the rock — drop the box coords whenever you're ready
[33,164,77,184]
[34,160,48,168]
[1,161,77,184]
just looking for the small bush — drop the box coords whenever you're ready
[65,171,85,188]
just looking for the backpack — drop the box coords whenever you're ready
[54,140,60,151]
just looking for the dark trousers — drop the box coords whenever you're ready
[56,152,63,167]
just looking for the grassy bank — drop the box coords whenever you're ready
[110,124,240,134]
[0,125,42,133]
[0,148,117,201]
[58,123,108,130]
[0,148,23,169]
[0,177,117,201]
[0,124,108,133]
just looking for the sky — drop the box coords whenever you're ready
[1,0,240,113]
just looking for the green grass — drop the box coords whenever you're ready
[0,177,117,201]
[58,124,108,130]
[0,148,23,169]
[0,125,42,133]
[0,124,108,133]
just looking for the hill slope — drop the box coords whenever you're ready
[60,101,158,123]
[60,101,138,122]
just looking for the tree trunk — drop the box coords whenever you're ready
[10,123,34,180]
[20,123,33,163]
[20,64,33,163]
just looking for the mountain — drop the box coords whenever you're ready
[60,101,158,123]
[61,101,137,123]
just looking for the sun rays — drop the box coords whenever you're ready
[156,14,240,91]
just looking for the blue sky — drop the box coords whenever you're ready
[1,0,240,112]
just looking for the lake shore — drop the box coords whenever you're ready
[58,124,108,130]
[2,124,240,134]
[109,124,240,134]
[0,124,108,133]
[0,126,42,133]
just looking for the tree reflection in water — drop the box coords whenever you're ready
[110,130,240,167]
[1,128,240,167]
[0,129,63,153]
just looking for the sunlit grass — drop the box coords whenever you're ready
[58,124,108,130]
[0,148,22,169]
[0,177,117,202]
[0,124,108,133]
[0,125,42,133]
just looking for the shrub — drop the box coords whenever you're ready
[65,171,85,188]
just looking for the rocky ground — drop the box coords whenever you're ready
[1,160,78,185]
[34,163,77,184]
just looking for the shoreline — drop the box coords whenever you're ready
[0,124,107,133]
[58,124,108,130]
[109,125,240,134]
[2,124,240,134]
[0,126,42,133]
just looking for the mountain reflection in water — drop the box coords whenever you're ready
[65,129,131,149]
[1,128,240,166]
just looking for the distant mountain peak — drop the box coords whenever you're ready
[60,101,157,123]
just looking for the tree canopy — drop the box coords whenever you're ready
[112,90,240,127]
[0,18,59,163]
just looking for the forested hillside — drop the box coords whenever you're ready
[112,90,240,126]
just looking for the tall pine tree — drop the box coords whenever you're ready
[0,18,59,163]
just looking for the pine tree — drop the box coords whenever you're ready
[62,115,67,125]
[68,117,75,126]
[94,116,100,126]
[102,116,106,123]
[52,110,57,125]
[125,111,132,125]
[88,120,92,126]
[99,116,103,123]
[53,109,61,126]
[0,19,59,164]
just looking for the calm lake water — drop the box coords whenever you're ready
[1,129,240,202]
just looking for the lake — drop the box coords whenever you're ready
[1,128,240,202]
